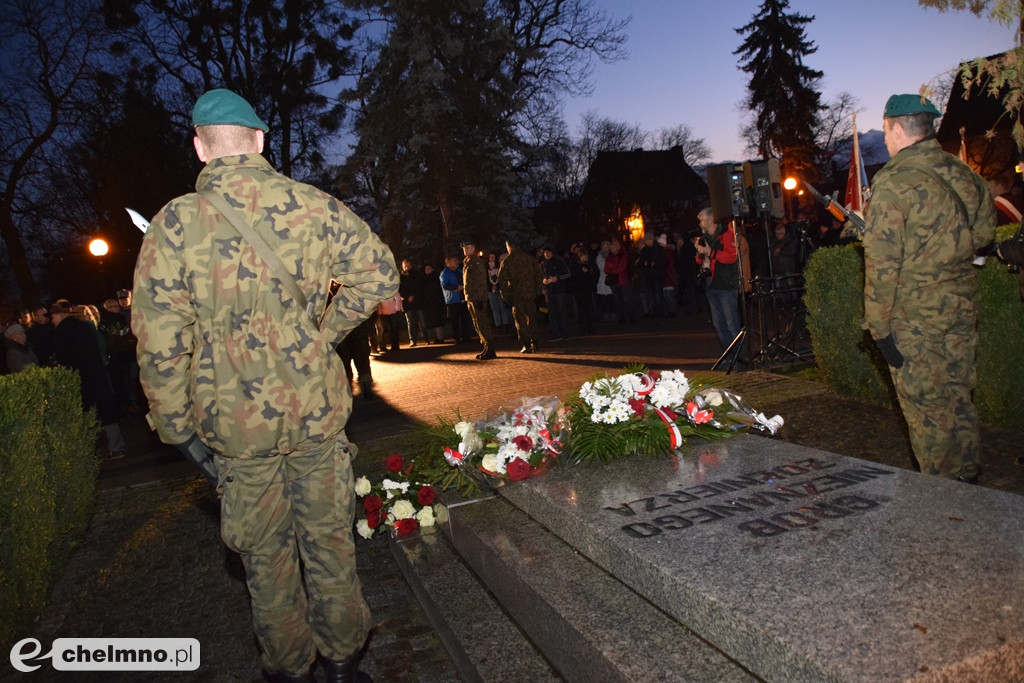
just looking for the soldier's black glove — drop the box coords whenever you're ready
[875,334,904,369]
[175,433,219,487]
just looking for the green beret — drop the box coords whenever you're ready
[192,89,269,132]
[883,94,941,118]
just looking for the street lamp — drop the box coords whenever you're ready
[89,238,109,256]
[782,178,802,221]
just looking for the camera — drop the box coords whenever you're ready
[695,236,708,248]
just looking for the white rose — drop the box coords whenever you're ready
[391,499,416,520]
[416,506,435,528]
[704,390,724,407]
[481,453,499,474]
[433,503,449,525]
[455,420,483,454]
[354,477,371,496]
[356,519,374,540]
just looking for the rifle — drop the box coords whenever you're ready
[803,182,865,236]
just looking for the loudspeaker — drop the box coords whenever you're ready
[743,159,783,219]
[706,163,749,222]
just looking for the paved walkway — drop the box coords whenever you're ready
[6,311,1022,682]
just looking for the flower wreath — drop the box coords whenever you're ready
[563,365,783,464]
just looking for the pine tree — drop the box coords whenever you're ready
[734,0,824,179]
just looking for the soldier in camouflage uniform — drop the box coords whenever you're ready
[497,239,543,353]
[863,94,995,483]
[132,89,397,683]
[462,240,496,359]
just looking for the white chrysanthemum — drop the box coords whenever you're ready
[354,477,372,497]
[382,479,410,495]
[416,506,435,528]
[391,499,416,520]
[356,519,374,540]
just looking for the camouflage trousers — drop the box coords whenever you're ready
[508,297,538,346]
[218,435,371,674]
[889,323,980,478]
[467,299,494,350]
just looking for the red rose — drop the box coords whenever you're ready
[512,435,534,451]
[366,508,385,529]
[417,485,436,506]
[628,397,646,417]
[384,453,404,473]
[507,457,531,482]
[661,406,678,421]
[363,495,383,514]
[393,518,419,536]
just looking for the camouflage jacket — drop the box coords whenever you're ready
[463,253,489,301]
[496,248,542,303]
[863,138,995,340]
[133,154,398,458]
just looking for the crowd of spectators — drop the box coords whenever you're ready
[2,290,140,459]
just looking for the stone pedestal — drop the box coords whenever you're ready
[396,435,1024,681]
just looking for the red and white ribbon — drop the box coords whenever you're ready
[652,407,683,449]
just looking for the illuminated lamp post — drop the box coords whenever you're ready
[89,237,110,299]
[782,177,804,222]
[89,238,109,257]
[625,206,644,243]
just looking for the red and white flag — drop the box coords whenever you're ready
[844,113,869,213]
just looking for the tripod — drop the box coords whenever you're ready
[752,215,814,369]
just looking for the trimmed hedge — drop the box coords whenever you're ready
[0,365,100,650]
[803,225,1024,427]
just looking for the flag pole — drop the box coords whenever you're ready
[852,113,863,210]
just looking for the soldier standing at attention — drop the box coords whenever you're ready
[462,239,496,359]
[863,93,995,484]
[497,238,543,353]
[132,89,397,683]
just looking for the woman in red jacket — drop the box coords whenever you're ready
[603,238,637,323]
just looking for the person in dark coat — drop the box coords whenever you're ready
[50,299,125,458]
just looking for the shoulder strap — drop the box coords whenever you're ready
[200,190,315,322]
[903,163,970,227]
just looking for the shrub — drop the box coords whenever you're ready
[803,226,1024,428]
[0,366,100,650]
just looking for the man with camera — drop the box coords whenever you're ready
[695,208,742,363]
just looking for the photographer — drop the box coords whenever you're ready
[695,208,743,363]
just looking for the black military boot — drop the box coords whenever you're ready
[261,668,314,683]
[320,655,372,683]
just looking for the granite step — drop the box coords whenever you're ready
[389,513,561,683]
[497,434,1024,682]
[440,494,757,683]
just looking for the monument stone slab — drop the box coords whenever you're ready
[497,434,1024,682]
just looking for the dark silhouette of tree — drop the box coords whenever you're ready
[103,0,361,179]
[734,0,824,180]
[342,0,628,260]
[0,0,104,305]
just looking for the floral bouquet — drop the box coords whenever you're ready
[415,397,565,494]
[354,453,449,540]
[564,365,783,464]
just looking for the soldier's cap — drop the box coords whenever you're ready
[50,298,74,315]
[192,89,269,132]
[460,240,476,248]
[116,289,131,298]
[542,244,555,252]
[883,94,941,119]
